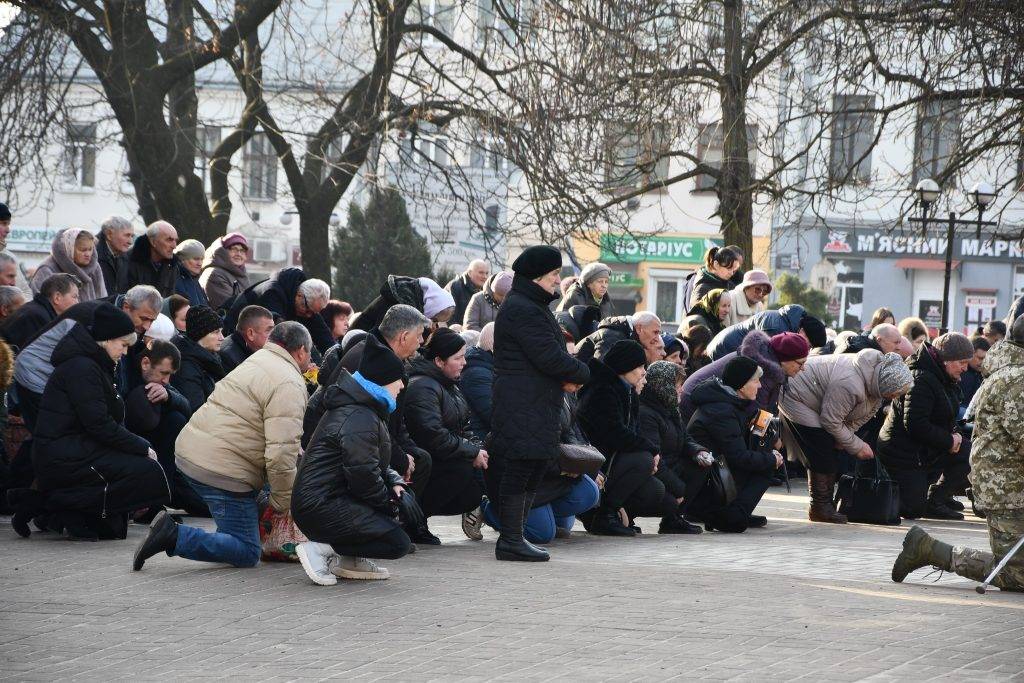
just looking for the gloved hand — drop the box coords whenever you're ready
[395,488,426,529]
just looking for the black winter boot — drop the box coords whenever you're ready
[590,504,636,537]
[495,494,549,561]
[133,510,179,570]
[658,514,703,534]
[7,488,45,538]
[520,493,549,553]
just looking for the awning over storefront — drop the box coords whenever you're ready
[894,258,961,271]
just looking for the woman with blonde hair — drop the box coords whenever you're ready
[30,228,106,301]
[898,316,930,352]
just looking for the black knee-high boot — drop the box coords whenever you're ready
[495,493,549,562]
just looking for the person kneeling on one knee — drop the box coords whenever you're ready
[292,334,415,585]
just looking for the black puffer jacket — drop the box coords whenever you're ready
[351,275,426,332]
[459,345,494,443]
[575,315,638,364]
[291,371,406,543]
[218,331,253,373]
[445,273,480,325]
[554,305,602,345]
[877,343,959,470]
[222,267,334,353]
[686,378,775,473]
[490,276,590,462]
[640,391,709,498]
[0,294,57,352]
[577,357,656,458]
[404,356,479,462]
[32,324,151,485]
[171,334,226,412]
[834,333,881,355]
[689,267,734,309]
[120,235,179,297]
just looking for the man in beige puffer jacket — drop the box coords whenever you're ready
[133,321,312,571]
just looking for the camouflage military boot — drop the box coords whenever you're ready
[892,525,954,583]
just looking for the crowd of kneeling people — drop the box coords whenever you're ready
[1,222,1017,589]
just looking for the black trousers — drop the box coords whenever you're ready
[331,527,412,560]
[137,408,210,516]
[657,457,712,516]
[886,449,972,519]
[420,457,482,518]
[786,420,843,475]
[391,447,432,498]
[603,451,675,517]
[14,382,42,433]
[689,468,773,533]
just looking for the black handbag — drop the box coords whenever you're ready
[835,457,901,525]
[558,444,606,477]
[707,454,737,506]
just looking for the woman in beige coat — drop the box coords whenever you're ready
[30,228,107,301]
[779,349,913,524]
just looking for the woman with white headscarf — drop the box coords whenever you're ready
[30,228,107,301]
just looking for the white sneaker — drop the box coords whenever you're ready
[297,542,338,586]
[462,506,484,541]
[332,556,389,580]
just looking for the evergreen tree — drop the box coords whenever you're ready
[774,272,833,325]
[331,189,433,309]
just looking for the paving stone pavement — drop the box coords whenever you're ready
[2,485,1023,682]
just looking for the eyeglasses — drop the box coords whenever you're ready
[752,286,771,295]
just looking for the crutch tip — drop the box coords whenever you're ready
[975,585,987,594]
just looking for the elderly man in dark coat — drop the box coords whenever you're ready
[489,246,590,562]
[120,221,180,296]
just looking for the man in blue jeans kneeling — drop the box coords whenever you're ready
[133,321,312,570]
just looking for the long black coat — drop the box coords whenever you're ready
[490,276,590,462]
[577,357,656,458]
[0,294,57,352]
[119,235,179,297]
[222,267,334,353]
[171,334,226,412]
[292,371,405,543]
[32,324,152,486]
[95,234,126,296]
[404,357,479,463]
[877,344,959,471]
[686,378,775,473]
[640,394,709,499]
[445,273,480,325]
[689,267,734,309]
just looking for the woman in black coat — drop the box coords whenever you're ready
[686,246,742,309]
[877,333,974,520]
[578,340,677,536]
[404,328,484,543]
[686,356,781,533]
[14,304,169,540]
[171,306,226,412]
[489,246,590,562]
[639,361,712,534]
[292,335,412,585]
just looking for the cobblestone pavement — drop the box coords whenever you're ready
[2,485,1023,682]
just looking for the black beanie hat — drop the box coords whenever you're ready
[512,245,562,280]
[422,327,466,361]
[186,305,222,342]
[800,315,827,349]
[0,202,10,221]
[90,303,136,342]
[722,355,762,390]
[603,339,647,375]
[359,334,405,386]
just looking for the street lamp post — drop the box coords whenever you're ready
[913,178,997,334]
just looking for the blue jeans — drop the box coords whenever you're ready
[173,477,261,568]
[483,475,600,544]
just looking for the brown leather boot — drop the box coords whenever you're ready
[808,472,847,523]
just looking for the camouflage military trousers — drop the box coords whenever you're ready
[950,509,1024,592]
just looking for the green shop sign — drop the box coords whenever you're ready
[609,271,644,288]
[600,234,722,264]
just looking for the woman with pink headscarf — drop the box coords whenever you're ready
[30,228,107,301]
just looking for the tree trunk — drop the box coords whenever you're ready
[298,206,332,283]
[718,0,755,260]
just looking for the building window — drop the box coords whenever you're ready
[407,124,450,167]
[477,0,538,45]
[320,135,352,182]
[647,269,688,324]
[693,122,758,192]
[829,94,875,184]
[913,100,961,186]
[470,136,512,172]
[826,258,864,331]
[411,0,456,39]
[64,122,97,188]
[244,132,277,200]
[1014,265,1024,298]
[603,122,670,192]
[195,125,221,193]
